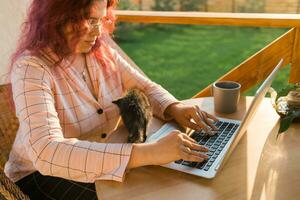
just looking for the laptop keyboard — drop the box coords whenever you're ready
[174,120,240,171]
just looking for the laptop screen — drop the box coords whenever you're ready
[237,58,283,135]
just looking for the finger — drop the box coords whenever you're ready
[180,148,206,162]
[195,107,211,130]
[182,139,209,152]
[185,120,209,133]
[189,108,203,131]
[204,112,219,131]
[196,108,218,132]
[201,112,218,131]
[181,133,197,143]
[181,145,209,160]
[206,112,219,122]
[195,105,217,122]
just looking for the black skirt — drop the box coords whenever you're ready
[16,171,98,200]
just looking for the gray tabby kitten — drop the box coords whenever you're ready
[112,89,152,143]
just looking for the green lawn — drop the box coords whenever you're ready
[115,24,289,100]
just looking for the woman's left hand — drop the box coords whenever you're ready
[165,102,219,134]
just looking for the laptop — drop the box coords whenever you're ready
[146,58,283,179]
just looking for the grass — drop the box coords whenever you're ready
[115,24,289,100]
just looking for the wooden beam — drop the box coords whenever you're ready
[116,10,300,28]
[193,28,295,98]
[290,27,300,83]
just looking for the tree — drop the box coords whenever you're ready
[178,0,207,11]
[152,0,177,11]
[117,0,139,10]
[238,0,265,13]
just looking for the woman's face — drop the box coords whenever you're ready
[64,0,107,54]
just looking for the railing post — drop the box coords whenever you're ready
[290,27,300,83]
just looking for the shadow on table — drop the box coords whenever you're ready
[250,122,300,200]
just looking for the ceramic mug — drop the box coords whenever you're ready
[212,81,241,114]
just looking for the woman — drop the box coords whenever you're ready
[5,0,217,199]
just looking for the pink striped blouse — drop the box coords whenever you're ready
[4,38,178,183]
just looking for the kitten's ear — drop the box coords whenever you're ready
[112,99,121,105]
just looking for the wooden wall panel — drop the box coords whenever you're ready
[290,27,300,83]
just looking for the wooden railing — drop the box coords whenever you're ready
[115,11,300,97]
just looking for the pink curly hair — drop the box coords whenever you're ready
[7,0,118,109]
[10,0,118,71]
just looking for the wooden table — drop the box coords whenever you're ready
[96,97,300,200]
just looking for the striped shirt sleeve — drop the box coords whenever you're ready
[11,55,132,183]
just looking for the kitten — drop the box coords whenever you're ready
[112,89,152,143]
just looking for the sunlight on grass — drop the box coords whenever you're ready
[115,24,288,100]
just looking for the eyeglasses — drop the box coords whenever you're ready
[86,18,103,31]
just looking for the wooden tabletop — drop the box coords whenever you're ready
[96,97,300,200]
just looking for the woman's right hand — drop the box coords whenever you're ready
[127,130,208,169]
[152,130,209,165]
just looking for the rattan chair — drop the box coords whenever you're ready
[0,84,29,200]
[0,37,144,200]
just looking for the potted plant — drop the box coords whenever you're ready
[271,83,300,135]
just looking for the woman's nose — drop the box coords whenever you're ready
[90,26,101,37]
